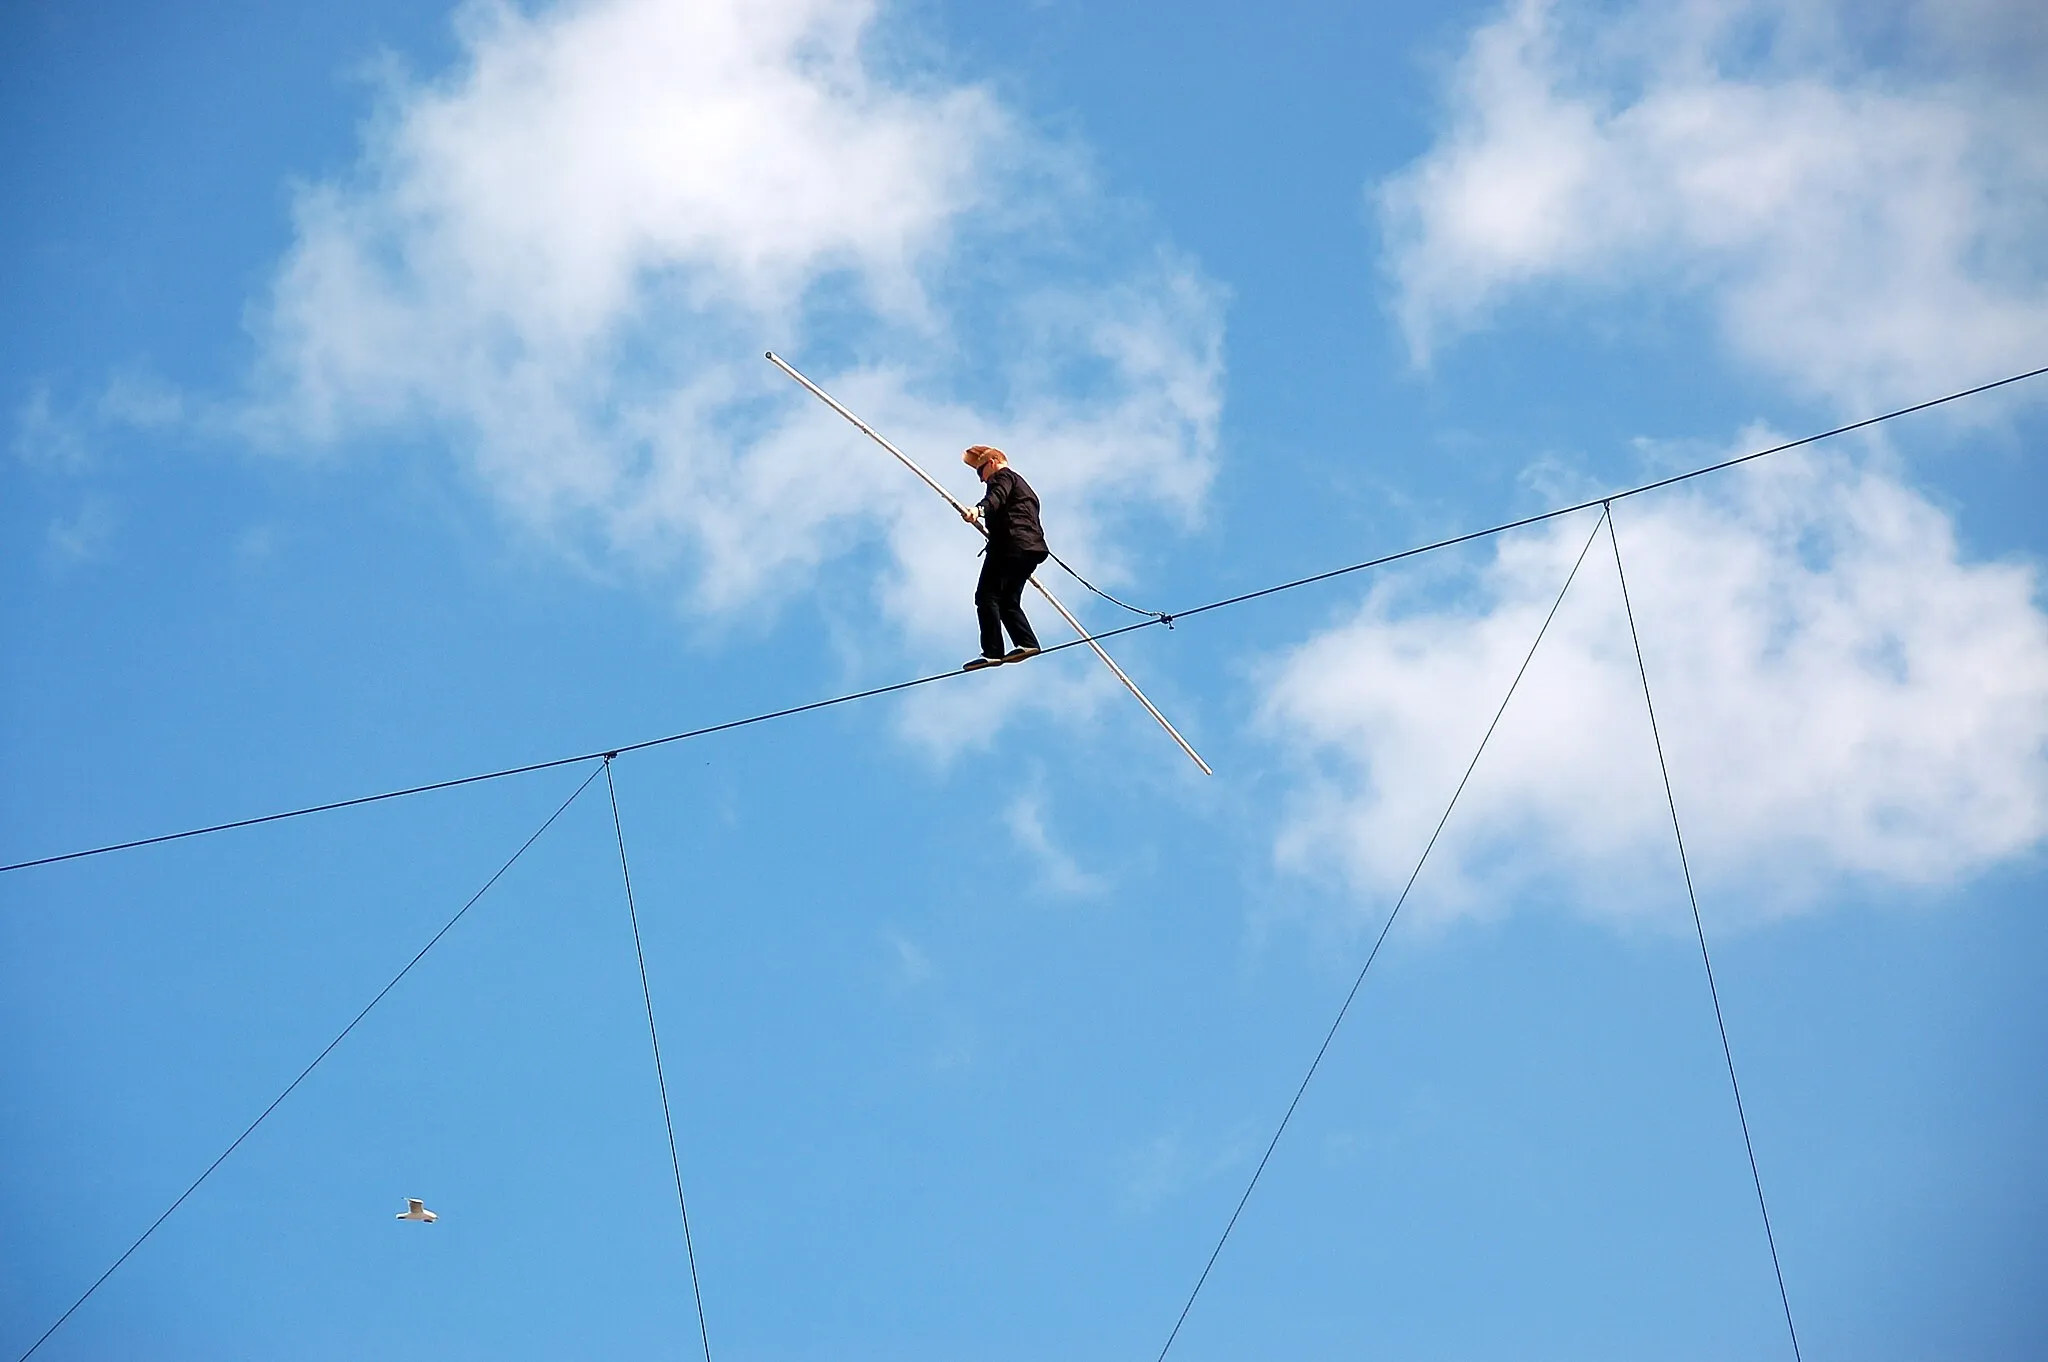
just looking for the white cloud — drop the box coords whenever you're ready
[10,372,189,474]
[1120,1125,1255,1214]
[242,0,1222,659]
[1004,789,1106,897]
[886,931,934,988]
[98,372,187,430]
[46,498,118,567]
[1345,0,2048,926]
[1263,448,2048,926]
[11,384,92,470]
[1378,0,2048,408]
[236,524,284,564]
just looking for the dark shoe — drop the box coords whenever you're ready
[963,655,1004,671]
[1002,646,1041,663]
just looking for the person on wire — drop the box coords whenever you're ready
[959,444,1049,671]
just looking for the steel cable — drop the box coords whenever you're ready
[4,361,2040,878]
[1605,507,1803,1361]
[1153,506,1611,1361]
[13,762,607,1362]
[604,759,715,1362]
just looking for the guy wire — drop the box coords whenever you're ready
[1152,505,1611,1361]
[1605,508,1803,1361]
[14,762,607,1362]
[604,758,716,1362]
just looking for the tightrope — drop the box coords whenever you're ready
[5,361,2042,877]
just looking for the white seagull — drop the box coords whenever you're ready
[395,1198,438,1224]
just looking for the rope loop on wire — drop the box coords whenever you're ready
[1044,546,1173,625]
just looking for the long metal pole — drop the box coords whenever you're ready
[765,351,1212,776]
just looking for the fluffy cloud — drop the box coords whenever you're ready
[1005,789,1107,898]
[244,0,1222,649]
[1326,0,2048,921]
[1264,450,2048,925]
[11,385,92,471]
[1378,0,2048,408]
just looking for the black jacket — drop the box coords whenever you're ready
[977,467,1047,556]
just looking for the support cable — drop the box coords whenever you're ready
[603,759,714,1362]
[14,761,607,1362]
[1153,506,1610,1362]
[5,362,2042,877]
[1604,508,1802,1361]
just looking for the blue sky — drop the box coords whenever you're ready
[4,1,2046,1358]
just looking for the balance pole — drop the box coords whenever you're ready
[765,351,1212,776]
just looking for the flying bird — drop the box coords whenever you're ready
[395,1198,438,1223]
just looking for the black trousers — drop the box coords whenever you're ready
[976,549,1048,657]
